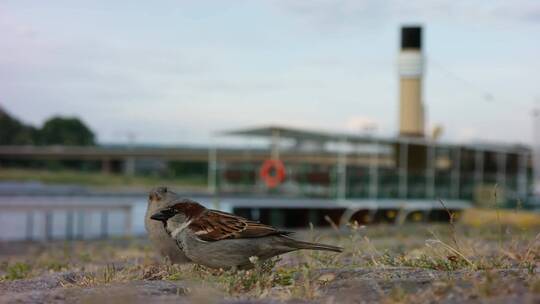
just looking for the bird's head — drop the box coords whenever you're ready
[147,186,179,207]
[150,199,206,234]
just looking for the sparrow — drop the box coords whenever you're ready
[150,199,343,269]
[145,186,192,264]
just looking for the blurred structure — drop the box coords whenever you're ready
[219,126,530,204]
[532,109,540,196]
[399,26,425,137]
[0,124,531,228]
[0,25,536,234]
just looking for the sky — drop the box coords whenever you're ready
[1,1,539,146]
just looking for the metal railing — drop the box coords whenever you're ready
[216,164,531,203]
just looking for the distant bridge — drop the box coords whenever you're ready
[0,125,534,207]
[0,145,385,175]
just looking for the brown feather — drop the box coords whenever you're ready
[191,210,290,241]
[170,201,290,242]
[170,200,206,219]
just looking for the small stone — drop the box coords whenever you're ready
[318,273,336,283]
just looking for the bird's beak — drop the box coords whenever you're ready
[150,209,175,221]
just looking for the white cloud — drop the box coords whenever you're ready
[345,116,378,133]
[0,1,537,145]
[273,0,540,28]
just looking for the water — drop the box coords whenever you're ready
[0,195,149,241]
[0,182,220,241]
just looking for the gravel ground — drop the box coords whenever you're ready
[1,224,539,303]
[1,267,538,303]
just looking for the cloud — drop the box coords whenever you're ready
[345,116,378,133]
[0,1,537,146]
[271,0,387,31]
[454,127,477,142]
[272,0,540,29]
[413,0,540,24]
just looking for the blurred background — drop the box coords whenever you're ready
[1,1,540,242]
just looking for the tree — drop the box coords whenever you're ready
[39,117,95,146]
[0,107,38,145]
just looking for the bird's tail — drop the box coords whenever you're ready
[287,237,343,253]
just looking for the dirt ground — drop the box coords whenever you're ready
[1,224,539,303]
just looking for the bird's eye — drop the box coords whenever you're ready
[149,193,155,201]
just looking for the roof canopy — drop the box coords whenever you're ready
[221,125,339,142]
[220,125,530,153]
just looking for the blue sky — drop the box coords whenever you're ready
[1,1,539,145]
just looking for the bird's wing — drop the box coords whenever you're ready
[188,209,291,242]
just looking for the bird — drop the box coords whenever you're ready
[150,199,343,269]
[145,186,192,264]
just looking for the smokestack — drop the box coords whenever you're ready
[398,26,425,137]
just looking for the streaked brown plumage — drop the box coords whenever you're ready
[151,200,343,269]
[171,202,292,241]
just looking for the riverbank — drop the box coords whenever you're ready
[0,168,206,192]
[1,224,539,303]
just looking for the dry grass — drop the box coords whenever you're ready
[1,209,539,303]
[462,208,540,229]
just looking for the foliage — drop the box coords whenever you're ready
[2,262,32,280]
[0,168,207,188]
[39,117,95,146]
[0,107,38,145]
[0,107,95,146]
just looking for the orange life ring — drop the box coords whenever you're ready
[259,159,286,188]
